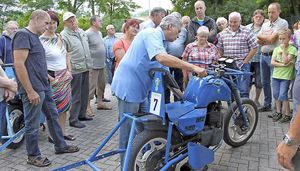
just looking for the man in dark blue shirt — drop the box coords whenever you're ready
[13,9,79,167]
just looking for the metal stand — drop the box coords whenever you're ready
[52,113,138,171]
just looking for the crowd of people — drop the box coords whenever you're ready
[0,0,299,169]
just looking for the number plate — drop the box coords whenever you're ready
[149,92,162,116]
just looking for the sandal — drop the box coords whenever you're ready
[55,145,80,154]
[64,135,76,141]
[27,156,51,167]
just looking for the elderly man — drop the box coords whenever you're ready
[140,7,167,30]
[217,12,258,98]
[104,24,117,85]
[186,0,217,44]
[0,21,18,65]
[165,12,187,102]
[257,2,288,113]
[111,14,206,166]
[61,12,93,128]
[13,9,79,167]
[86,16,111,116]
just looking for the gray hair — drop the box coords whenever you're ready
[5,21,18,30]
[196,26,209,37]
[150,7,167,17]
[159,15,182,30]
[229,12,241,21]
[170,12,181,19]
[216,17,227,25]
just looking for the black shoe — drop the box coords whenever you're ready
[48,136,54,144]
[103,98,111,102]
[273,112,283,122]
[258,106,272,112]
[55,145,80,154]
[78,117,93,121]
[70,122,86,128]
[267,112,279,118]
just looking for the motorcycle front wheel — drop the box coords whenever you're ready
[223,98,258,147]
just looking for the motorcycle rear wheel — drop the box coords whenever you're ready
[127,130,177,171]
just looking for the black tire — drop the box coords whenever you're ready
[127,130,176,171]
[223,98,258,147]
[1,106,25,149]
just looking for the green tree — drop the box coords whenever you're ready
[0,0,19,32]
[96,0,140,23]
[57,0,86,13]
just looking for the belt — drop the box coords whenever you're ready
[261,51,273,56]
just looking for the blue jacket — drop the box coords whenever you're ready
[0,34,13,64]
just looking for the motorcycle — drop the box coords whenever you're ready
[54,58,258,171]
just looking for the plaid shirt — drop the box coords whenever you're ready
[182,42,220,69]
[217,26,258,65]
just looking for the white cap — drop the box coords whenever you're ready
[63,12,76,21]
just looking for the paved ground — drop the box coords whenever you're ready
[0,85,289,171]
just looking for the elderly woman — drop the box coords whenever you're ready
[182,26,220,87]
[216,17,228,33]
[113,19,139,70]
[39,11,74,142]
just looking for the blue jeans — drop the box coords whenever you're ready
[260,54,273,108]
[117,98,147,167]
[293,70,300,118]
[22,87,67,157]
[239,63,251,98]
[272,78,290,101]
[0,100,6,141]
[105,58,114,84]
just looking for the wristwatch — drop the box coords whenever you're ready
[283,134,299,146]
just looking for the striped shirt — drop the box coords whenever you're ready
[182,41,220,69]
[217,26,258,62]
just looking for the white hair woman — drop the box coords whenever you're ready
[182,26,220,87]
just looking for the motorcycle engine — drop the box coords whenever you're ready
[199,102,224,146]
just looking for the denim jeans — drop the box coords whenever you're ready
[0,100,6,141]
[293,70,300,118]
[260,54,273,108]
[117,98,147,167]
[105,58,114,84]
[22,87,67,157]
[272,78,290,101]
[239,63,251,98]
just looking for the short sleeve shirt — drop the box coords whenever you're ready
[182,42,220,69]
[111,27,167,103]
[112,38,131,69]
[260,17,288,53]
[272,45,297,80]
[13,28,49,94]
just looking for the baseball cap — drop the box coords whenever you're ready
[106,25,115,30]
[63,12,76,21]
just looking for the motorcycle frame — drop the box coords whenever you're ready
[54,68,252,171]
